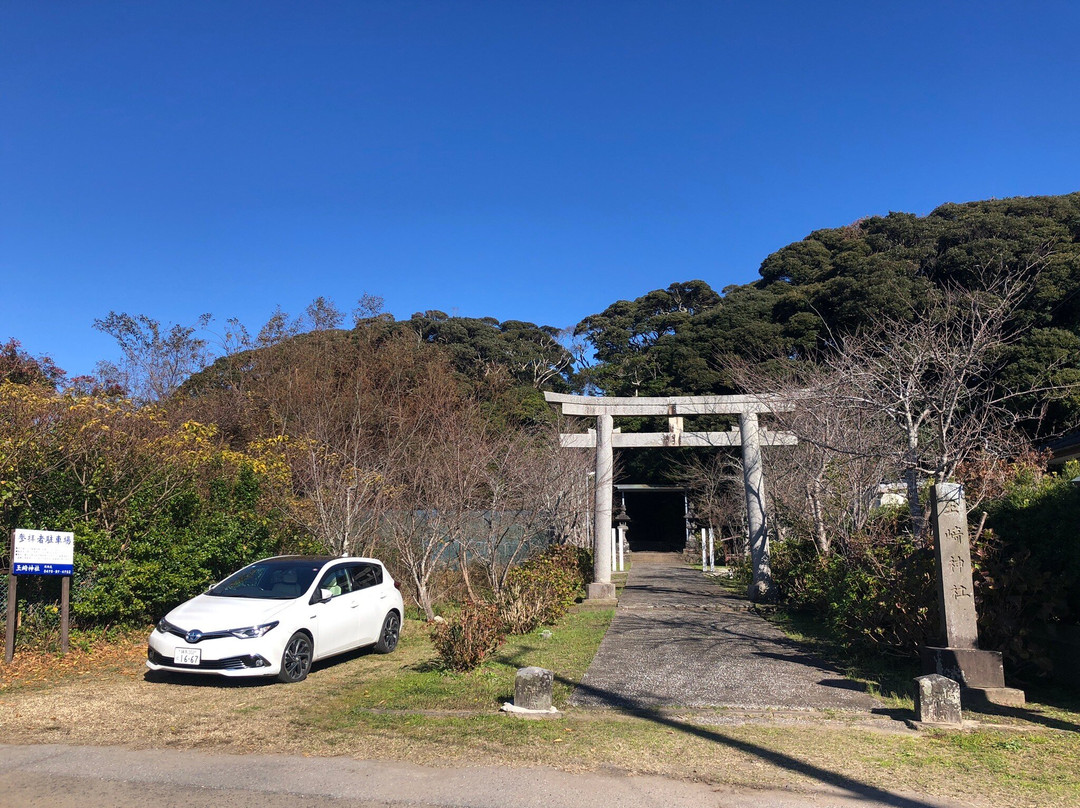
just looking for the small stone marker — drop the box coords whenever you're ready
[514,666,554,711]
[914,674,962,726]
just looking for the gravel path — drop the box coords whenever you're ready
[571,553,882,711]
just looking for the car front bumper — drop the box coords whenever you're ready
[146,630,283,677]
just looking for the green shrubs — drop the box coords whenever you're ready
[770,462,1080,682]
[497,544,588,634]
[770,510,937,655]
[429,543,592,671]
[974,461,1080,678]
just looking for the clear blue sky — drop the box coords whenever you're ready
[3,2,1079,379]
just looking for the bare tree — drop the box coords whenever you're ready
[377,358,481,619]
[461,424,589,597]
[678,450,747,559]
[93,312,212,403]
[352,293,386,325]
[824,264,1069,534]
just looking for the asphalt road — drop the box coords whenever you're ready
[0,743,962,808]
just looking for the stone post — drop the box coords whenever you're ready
[933,483,978,649]
[589,414,616,600]
[921,483,1025,707]
[740,412,775,602]
[913,674,962,726]
[514,666,554,711]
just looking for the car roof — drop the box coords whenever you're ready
[263,555,385,566]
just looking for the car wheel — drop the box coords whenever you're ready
[373,611,400,654]
[277,632,313,683]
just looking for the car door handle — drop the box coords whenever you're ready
[350,602,359,608]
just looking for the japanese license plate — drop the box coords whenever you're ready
[174,647,201,666]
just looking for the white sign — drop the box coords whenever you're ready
[12,529,74,576]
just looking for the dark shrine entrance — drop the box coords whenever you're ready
[616,485,687,553]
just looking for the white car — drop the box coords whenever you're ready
[147,555,404,683]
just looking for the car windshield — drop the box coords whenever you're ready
[208,558,326,600]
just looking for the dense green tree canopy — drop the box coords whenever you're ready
[574,193,1080,434]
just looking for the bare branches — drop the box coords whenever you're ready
[713,254,1077,550]
[92,312,212,403]
[823,265,1064,531]
[725,359,897,556]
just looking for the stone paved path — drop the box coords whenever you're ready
[571,553,882,710]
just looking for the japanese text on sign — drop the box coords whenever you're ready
[11,529,74,576]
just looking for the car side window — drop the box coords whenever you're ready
[348,563,382,590]
[319,567,353,598]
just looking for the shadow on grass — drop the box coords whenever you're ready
[555,672,945,808]
[964,699,1080,734]
[762,610,921,701]
[765,609,1080,732]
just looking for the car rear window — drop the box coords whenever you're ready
[348,563,383,590]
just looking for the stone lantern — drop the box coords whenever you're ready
[613,499,630,572]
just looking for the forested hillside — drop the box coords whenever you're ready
[575,193,1080,434]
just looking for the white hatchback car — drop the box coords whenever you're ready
[147,555,404,683]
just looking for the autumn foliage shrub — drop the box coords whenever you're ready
[426,544,590,670]
[0,382,299,629]
[429,600,506,672]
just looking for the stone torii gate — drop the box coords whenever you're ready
[544,392,796,603]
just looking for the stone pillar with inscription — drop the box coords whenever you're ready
[920,483,1025,708]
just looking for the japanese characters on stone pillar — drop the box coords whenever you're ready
[921,483,1026,708]
[931,483,978,649]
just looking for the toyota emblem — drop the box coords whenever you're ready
[186,629,203,643]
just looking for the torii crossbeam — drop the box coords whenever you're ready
[544,392,796,603]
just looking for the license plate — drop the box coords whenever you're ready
[174,647,201,666]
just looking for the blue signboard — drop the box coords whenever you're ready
[13,562,74,576]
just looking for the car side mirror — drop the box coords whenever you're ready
[311,588,333,605]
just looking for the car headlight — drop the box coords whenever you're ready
[157,618,180,634]
[227,621,279,640]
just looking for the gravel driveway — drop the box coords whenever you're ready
[571,553,882,711]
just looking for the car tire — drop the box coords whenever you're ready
[373,611,400,654]
[277,631,313,683]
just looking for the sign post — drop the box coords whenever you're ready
[5,528,75,663]
[4,532,15,664]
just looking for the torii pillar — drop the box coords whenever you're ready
[740,412,774,602]
[588,414,616,601]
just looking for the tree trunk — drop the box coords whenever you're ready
[458,545,477,601]
[412,568,436,621]
[904,459,924,541]
[807,478,830,555]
